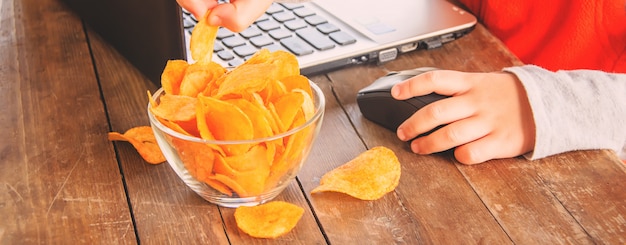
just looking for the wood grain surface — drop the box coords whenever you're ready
[2,0,625,244]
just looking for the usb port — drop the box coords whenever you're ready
[441,33,455,43]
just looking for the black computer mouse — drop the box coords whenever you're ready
[357,67,449,132]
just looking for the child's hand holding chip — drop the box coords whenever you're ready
[177,0,274,32]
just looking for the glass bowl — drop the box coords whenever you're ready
[147,81,325,208]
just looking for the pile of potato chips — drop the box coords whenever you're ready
[148,47,318,198]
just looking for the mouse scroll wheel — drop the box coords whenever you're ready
[386,71,400,77]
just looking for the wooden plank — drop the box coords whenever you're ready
[0,0,136,243]
[460,150,626,244]
[89,19,327,244]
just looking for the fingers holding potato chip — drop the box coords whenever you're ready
[190,11,218,63]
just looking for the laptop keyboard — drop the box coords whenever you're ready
[182,2,357,67]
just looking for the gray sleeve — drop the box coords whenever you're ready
[503,65,626,160]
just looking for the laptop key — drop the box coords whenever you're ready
[217,28,235,39]
[329,31,357,45]
[221,35,247,48]
[264,43,286,52]
[269,28,293,40]
[240,26,262,39]
[265,3,284,14]
[279,3,304,10]
[255,13,270,23]
[284,19,308,31]
[250,35,274,47]
[280,37,314,56]
[297,28,336,50]
[256,19,281,32]
[228,59,245,67]
[217,50,235,61]
[233,45,258,58]
[272,11,296,23]
[293,7,315,18]
[304,15,328,26]
[213,42,225,52]
[317,23,340,34]
[183,17,197,28]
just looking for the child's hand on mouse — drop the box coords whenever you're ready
[177,0,273,32]
[390,70,536,164]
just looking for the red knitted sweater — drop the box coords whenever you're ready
[458,0,626,72]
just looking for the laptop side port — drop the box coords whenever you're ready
[399,42,418,53]
[441,33,455,43]
[421,37,442,49]
[378,48,398,63]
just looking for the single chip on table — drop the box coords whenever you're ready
[310,146,401,200]
[234,201,304,239]
[108,126,165,164]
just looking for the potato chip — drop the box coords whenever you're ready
[179,61,226,97]
[292,88,315,121]
[161,60,189,95]
[311,146,401,200]
[266,50,300,80]
[170,137,216,182]
[281,75,313,97]
[213,145,271,196]
[234,201,304,239]
[150,94,197,122]
[189,11,218,63]
[108,126,165,164]
[215,63,274,98]
[226,98,274,139]
[197,95,254,155]
[272,92,305,130]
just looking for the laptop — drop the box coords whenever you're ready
[61,0,476,85]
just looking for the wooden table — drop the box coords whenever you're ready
[3,0,626,244]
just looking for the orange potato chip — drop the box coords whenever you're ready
[189,11,218,63]
[281,75,313,97]
[210,173,249,198]
[205,177,233,197]
[258,78,287,104]
[108,126,165,164]
[292,88,315,121]
[170,137,216,182]
[226,98,274,139]
[196,95,254,155]
[161,59,189,95]
[266,50,300,80]
[240,48,272,65]
[213,145,271,196]
[311,146,401,200]
[273,92,305,130]
[179,61,226,97]
[234,201,304,239]
[150,94,197,122]
[215,63,274,98]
